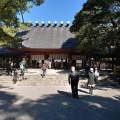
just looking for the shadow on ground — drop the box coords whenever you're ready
[0,85,120,120]
[78,69,120,90]
[56,69,69,74]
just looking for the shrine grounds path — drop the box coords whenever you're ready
[0,69,120,120]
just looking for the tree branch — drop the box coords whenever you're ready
[1,0,13,12]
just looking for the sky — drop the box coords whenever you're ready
[18,0,87,26]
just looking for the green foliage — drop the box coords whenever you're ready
[0,0,45,48]
[70,0,120,57]
[0,27,23,47]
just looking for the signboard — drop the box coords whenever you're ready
[76,60,82,63]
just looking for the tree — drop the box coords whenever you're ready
[70,0,120,63]
[0,23,28,47]
[0,0,44,47]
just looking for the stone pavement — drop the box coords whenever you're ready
[0,69,120,120]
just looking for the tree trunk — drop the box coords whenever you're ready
[20,10,24,24]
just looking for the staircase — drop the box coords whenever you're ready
[0,74,69,86]
[0,69,118,87]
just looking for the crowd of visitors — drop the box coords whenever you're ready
[1,58,113,97]
[1,57,119,100]
[31,59,69,69]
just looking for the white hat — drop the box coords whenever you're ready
[90,68,94,72]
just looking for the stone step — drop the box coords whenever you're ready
[17,81,68,86]
[0,74,68,77]
[0,75,68,78]
[0,81,69,86]
[0,74,69,86]
[0,77,68,81]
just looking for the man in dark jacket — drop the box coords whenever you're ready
[68,66,79,99]
[6,61,12,75]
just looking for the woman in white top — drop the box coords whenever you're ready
[94,67,99,84]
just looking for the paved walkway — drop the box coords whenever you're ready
[0,69,120,120]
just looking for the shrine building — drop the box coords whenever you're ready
[14,21,86,69]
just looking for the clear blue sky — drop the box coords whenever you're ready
[18,0,87,25]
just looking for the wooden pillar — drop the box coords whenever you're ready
[82,60,85,69]
[68,52,72,69]
[27,54,31,68]
[68,52,72,60]
[45,52,49,59]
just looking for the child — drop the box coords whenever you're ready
[12,69,18,84]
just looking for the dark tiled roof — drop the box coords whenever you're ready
[0,46,23,54]
[0,46,12,54]
[15,26,77,49]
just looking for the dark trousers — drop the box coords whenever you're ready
[6,69,12,75]
[20,69,25,79]
[89,86,93,95]
[71,81,78,98]
[95,76,99,84]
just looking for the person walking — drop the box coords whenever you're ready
[68,66,79,99]
[55,61,58,69]
[88,68,95,95]
[6,61,12,75]
[85,61,90,78]
[11,61,13,69]
[41,61,47,78]
[60,60,63,69]
[48,60,52,69]
[12,69,18,84]
[19,58,26,79]
[94,67,100,84]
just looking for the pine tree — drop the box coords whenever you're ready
[0,0,44,47]
[70,0,120,61]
